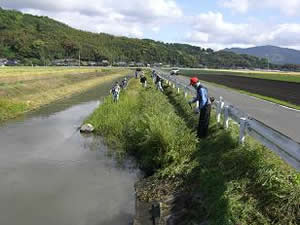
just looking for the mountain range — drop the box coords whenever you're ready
[224,46,300,65]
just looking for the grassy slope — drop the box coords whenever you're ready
[0,67,129,121]
[86,71,299,225]
[178,68,300,83]
[164,86,300,224]
[87,74,197,176]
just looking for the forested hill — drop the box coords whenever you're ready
[0,7,269,68]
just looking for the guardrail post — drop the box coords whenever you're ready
[184,91,188,98]
[239,117,247,144]
[172,83,175,88]
[196,101,199,109]
[217,96,224,123]
[177,87,180,93]
[223,106,229,129]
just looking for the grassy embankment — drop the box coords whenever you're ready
[0,67,130,122]
[86,71,299,225]
[178,68,300,110]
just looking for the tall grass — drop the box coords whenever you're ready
[87,71,299,224]
[87,73,198,176]
[164,84,300,225]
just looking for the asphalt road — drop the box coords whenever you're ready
[177,75,300,143]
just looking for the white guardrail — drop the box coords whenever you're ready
[156,70,300,171]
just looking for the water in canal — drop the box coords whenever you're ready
[0,81,140,225]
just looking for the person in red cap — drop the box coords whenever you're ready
[189,77,211,138]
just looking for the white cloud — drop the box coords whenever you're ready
[0,0,182,38]
[185,11,300,50]
[221,0,249,13]
[220,0,300,16]
[265,0,300,16]
[152,26,161,33]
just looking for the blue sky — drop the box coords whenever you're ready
[1,0,300,50]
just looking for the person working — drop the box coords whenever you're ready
[188,77,211,138]
[140,74,147,88]
[121,77,128,89]
[155,75,163,92]
[110,82,121,102]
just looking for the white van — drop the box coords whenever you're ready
[170,69,179,75]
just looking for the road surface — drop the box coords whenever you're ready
[177,75,300,143]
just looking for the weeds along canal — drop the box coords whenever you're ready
[0,80,140,225]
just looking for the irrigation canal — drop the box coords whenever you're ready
[0,81,140,225]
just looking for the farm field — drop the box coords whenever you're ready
[174,68,300,83]
[0,67,130,121]
[174,68,300,107]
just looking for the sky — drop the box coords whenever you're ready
[1,0,300,50]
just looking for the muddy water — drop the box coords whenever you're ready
[0,81,140,225]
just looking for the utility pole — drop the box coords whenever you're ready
[266,54,269,71]
[79,49,81,68]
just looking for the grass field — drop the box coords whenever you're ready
[86,71,299,224]
[173,68,300,83]
[0,67,130,122]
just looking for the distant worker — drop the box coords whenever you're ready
[135,70,139,79]
[152,70,157,83]
[151,70,156,83]
[188,77,211,138]
[140,74,147,88]
[155,75,163,92]
[110,82,121,102]
[121,77,128,89]
[152,70,156,77]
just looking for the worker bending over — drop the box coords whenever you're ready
[188,77,211,138]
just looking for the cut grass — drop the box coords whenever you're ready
[0,67,130,122]
[86,70,299,224]
[0,99,27,121]
[0,66,118,77]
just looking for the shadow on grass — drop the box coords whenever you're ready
[163,86,197,131]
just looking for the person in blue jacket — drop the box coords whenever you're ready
[188,77,211,138]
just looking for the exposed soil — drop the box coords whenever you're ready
[134,176,207,225]
[193,74,300,105]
